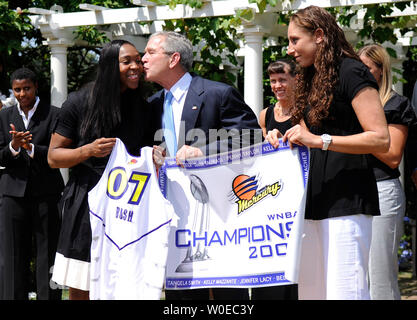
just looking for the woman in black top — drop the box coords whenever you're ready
[254,59,298,300]
[48,40,155,300]
[358,44,417,300]
[266,6,389,299]
[259,59,296,139]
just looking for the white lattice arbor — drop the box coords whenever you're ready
[28,0,417,114]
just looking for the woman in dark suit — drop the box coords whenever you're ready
[0,67,64,300]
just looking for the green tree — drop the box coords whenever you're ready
[1,1,50,100]
[2,0,136,102]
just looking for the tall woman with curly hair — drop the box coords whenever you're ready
[266,6,389,299]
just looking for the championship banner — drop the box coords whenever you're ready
[159,141,309,289]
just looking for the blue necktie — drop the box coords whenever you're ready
[162,91,177,156]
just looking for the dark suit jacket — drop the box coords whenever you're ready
[148,74,262,156]
[0,101,64,197]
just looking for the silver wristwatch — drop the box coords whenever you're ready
[321,134,332,151]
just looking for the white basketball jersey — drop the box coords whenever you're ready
[88,138,175,300]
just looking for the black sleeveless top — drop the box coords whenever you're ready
[265,105,293,135]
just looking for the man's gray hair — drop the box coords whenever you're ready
[150,31,194,72]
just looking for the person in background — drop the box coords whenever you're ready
[408,82,417,189]
[49,40,155,300]
[266,6,389,299]
[359,43,417,300]
[0,67,64,300]
[253,59,298,300]
[259,59,297,140]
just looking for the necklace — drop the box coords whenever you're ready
[275,102,291,118]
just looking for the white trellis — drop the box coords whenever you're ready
[28,0,417,113]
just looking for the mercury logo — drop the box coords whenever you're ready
[231,174,282,215]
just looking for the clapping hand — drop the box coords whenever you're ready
[9,123,32,151]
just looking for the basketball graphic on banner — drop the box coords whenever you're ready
[232,174,258,200]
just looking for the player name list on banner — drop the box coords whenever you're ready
[159,141,309,289]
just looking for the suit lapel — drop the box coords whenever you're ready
[11,106,26,132]
[27,102,44,132]
[156,90,165,129]
[180,76,204,147]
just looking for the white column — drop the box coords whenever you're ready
[241,26,266,119]
[49,42,70,108]
[392,62,404,96]
[46,41,72,183]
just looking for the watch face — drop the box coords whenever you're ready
[321,134,331,150]
[321,134,330,141]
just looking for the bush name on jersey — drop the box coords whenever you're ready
[106,165,151,223]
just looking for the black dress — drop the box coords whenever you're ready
[251,105,298,300]
[52,85,154,290]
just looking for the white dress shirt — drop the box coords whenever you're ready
[9,96,39,158]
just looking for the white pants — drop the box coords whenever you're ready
[298,214,373,300]
[369,178,405,300]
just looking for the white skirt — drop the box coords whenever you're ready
[298,214,373,300]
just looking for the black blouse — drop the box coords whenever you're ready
[55,84,154,186]
[370,92,417,181]
[304,57,380,220]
